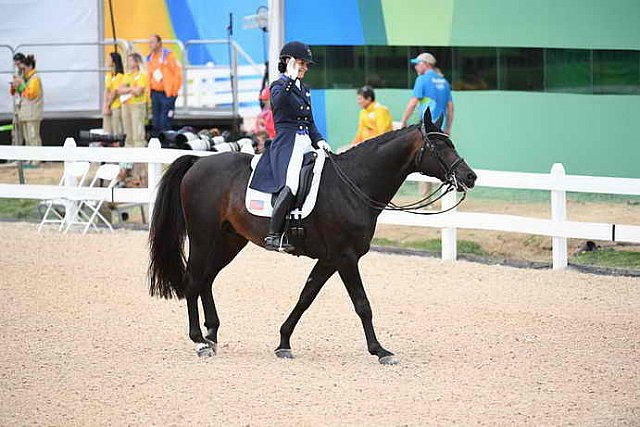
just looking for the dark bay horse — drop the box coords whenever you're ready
[149,108,477,364]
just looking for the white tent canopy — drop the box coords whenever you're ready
[0,0,101,114]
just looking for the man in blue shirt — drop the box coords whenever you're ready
[400,52,454,134]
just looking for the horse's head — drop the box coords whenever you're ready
[413,108,476,191]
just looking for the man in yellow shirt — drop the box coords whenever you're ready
[352,86,392,145]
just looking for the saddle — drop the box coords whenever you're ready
[245,149,327,219]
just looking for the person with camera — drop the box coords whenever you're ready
[102,52,125,136]
[11,54,43,164]
[9,53,25,149]
[249,41,331,252]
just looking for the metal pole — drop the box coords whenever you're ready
[227,13,239,132]
[231,45,239,129]
[98,0,105,116]
[268,0,284,84]
[108,0,117,53]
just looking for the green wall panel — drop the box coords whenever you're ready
[380,0,454,46]
[450,0,640,50]
[376,0,640,49]
[324,90,640,178]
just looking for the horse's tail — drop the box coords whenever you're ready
[148,155,200,299]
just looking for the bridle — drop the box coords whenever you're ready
[325,125,469,215]
[416,122,466,190]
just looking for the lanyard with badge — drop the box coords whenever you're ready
[152,50,167,83]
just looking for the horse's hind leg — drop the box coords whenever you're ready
[276,259,336,359]
[184,235,217,356]
[337,253,398,365]
[200,233,248,353]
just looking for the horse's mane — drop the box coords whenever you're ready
[338,125,419,159]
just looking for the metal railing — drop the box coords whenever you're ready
[1,38,256,119]
[13,40,130,74]
[3,40,131,116]
[0,44,16,75]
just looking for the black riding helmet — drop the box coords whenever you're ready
[279,41,315,64]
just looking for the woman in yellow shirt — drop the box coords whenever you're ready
[102,52,125,135]
[119,53,149,186]
[352,85,393,145]
[119,53,148,148]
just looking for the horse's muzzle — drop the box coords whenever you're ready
[452,166,477,191]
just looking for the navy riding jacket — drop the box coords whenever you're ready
[249,75,324,193]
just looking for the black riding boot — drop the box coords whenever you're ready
[264,187,295,252]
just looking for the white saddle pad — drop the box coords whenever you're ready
[246,149,327,218]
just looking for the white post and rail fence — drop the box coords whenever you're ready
[1,139,639,271]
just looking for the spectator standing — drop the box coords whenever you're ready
[147,34,182,137]
[400,52,453,134]
[400,52,453,199]
[11,55,43,157]
[254,87,275,139]
[119,53,149,186]
[352,85,392,145]
[102,52,125,136]
[9,52,26,148]
[120,53,148,148]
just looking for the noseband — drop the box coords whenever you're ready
[416,123,465,186]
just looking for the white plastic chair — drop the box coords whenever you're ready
[64,163,121,234]
[37,161,91,232]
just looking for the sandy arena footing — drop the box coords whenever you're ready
[1,223,638,425]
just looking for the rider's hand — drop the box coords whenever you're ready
[317,140,331,152]
[285,57,300,80]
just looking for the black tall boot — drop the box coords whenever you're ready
[264,187,295,252]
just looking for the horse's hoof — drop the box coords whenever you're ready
[196,342,215,358]
[275,348,295,359]
[204,338,218,355]
[379,355,400,365]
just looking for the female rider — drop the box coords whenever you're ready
[249,41,331,252]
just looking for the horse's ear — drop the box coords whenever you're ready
[422,107,433,125]
[434,114,444,131]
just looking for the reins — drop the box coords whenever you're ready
[324,127,468,215]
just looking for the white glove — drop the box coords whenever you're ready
[317,140,332,152]
[285,57,300,80]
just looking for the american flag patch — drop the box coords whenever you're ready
[249,199,264,210]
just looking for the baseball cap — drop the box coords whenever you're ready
[410,52,436,65]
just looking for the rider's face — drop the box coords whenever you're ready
[296,59,309,79]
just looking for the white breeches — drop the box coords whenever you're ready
[285,133,313,195]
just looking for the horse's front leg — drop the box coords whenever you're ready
[337,253,398,365]
[276,259,336,359]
